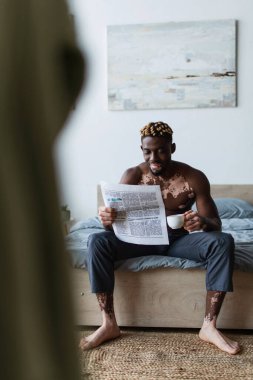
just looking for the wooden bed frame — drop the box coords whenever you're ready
[71,185,253,329]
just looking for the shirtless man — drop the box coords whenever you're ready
[80,121,240,355]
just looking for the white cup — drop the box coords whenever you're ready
[167,214,184,229]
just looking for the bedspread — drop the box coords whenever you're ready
[65,217,253,272]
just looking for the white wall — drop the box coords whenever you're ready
[55,0,253,219]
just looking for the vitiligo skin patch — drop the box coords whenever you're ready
[205,291,225,322]
[97,293,114,319]
[139,172,193,200]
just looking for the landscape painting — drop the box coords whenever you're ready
[107,19,237,110]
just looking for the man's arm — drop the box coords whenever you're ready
[184,170,221,232]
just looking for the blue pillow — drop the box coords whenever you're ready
[192,198,253,218]
[214,198,253,219]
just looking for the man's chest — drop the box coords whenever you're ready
[139,172,194,212]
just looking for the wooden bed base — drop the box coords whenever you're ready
[71,184,253,329]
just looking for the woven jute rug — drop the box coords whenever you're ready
[78,328,253,380]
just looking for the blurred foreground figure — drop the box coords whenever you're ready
[0,1,84,379]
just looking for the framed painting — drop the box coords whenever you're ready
[107,19,237,110]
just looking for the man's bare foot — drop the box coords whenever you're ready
[199,321,241,355]
[79,324,121,350]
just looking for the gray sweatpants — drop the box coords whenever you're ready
[87,230,235,293]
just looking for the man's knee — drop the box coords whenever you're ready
[203,231,234,263]
[211,232,235,262]
[87,231,115,261]
[88,231,105,248]
[219,232,235,253]
[208,231,234,248]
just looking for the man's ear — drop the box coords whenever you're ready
[171,143,176,154]
[140,145,143,151]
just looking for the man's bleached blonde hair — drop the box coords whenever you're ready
[140,121,173,140]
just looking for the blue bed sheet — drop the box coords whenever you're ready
[65,217,253,272]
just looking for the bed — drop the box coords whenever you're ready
[67,185,253,329]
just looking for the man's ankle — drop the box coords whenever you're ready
[202,317,216,328]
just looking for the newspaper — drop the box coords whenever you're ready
[100,182,169,245]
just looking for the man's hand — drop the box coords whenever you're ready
[98,206,117,228]
[183,210,207,232]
